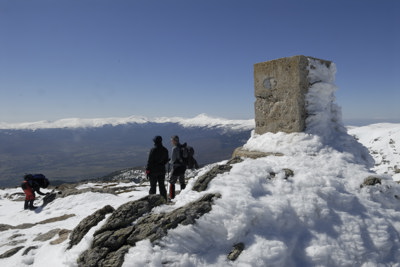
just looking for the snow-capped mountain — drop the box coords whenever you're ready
[0,113,254,131]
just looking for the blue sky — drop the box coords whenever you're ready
[0,0,399,124]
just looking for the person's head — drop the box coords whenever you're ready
[171,135,179,145]
[153,135,162,145]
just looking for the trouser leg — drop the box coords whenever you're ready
[29,200,37,210]
[158,175,167,200]
[169,175,178,199]
[169,183,175,199]
[24,200,29,210]
[149,175,157,195]
[179,174,186,190]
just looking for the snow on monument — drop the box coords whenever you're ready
[234,55,373,166]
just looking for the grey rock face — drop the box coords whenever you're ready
[192,165,232,192]
[94,194,166,236]
[77,193,220,267]
[0,246,24,258]
[227,242,245,261]
[68,205,115,249]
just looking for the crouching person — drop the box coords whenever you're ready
[21,174,50,210]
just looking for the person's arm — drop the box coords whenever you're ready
[162,147,169,165]
[35,187,46,196]
[170,146,178,164]
[145,148,155,177]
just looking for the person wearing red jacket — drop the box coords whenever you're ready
[21,174,48,210]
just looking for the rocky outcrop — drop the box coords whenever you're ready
[72,156,244,266]
[94,195,166,236]
[192,165,232,192]
[77,193,220,267]
[68,205,115,249]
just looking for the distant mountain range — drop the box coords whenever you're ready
[0,115,254,187]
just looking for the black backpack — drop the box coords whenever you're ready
[179,143,198,169]
[32,174,50,188]
[24,173,50,188]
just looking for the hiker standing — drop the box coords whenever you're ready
[169,135,187,199]
[21,174,49,210]
[146,136,169,200]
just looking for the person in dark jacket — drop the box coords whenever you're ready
[21,174,49,210]
[146,136,169,200]
[168,135,187,199]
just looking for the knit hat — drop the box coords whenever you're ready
[153,136,162,144]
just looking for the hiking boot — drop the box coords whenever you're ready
[28,200,37,210]
[24,200,29,210]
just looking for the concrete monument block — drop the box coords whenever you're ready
[254,55,332,134]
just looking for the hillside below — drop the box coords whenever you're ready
[0,115,253,187]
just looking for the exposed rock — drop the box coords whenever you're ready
[99,245,130,267]
[34,228,61,242]
[1,239,27,246]
[268,168,295,180]
[128,193,221,244]
[68,205,114,249]
[95,195,166,236]
[22,246,38,256]
[6,192,25,201]
[283,168,295,178]
[60,187,116,198]
[232,147,284,159]
[8,233,24,239]
[226,156,244,165]
[0,246,24,258]
[37,214,76,224]
[77,193,220,267]
[93,226,135,251]
[394,165,400,174]
[0,224,12,231]
[32,228,71,244]
[50,229,71,245]
[227,242,245,261]
[78,247,110,267]
[192,165,232,192]
[0,214,75,232]
[361,176,382,188]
